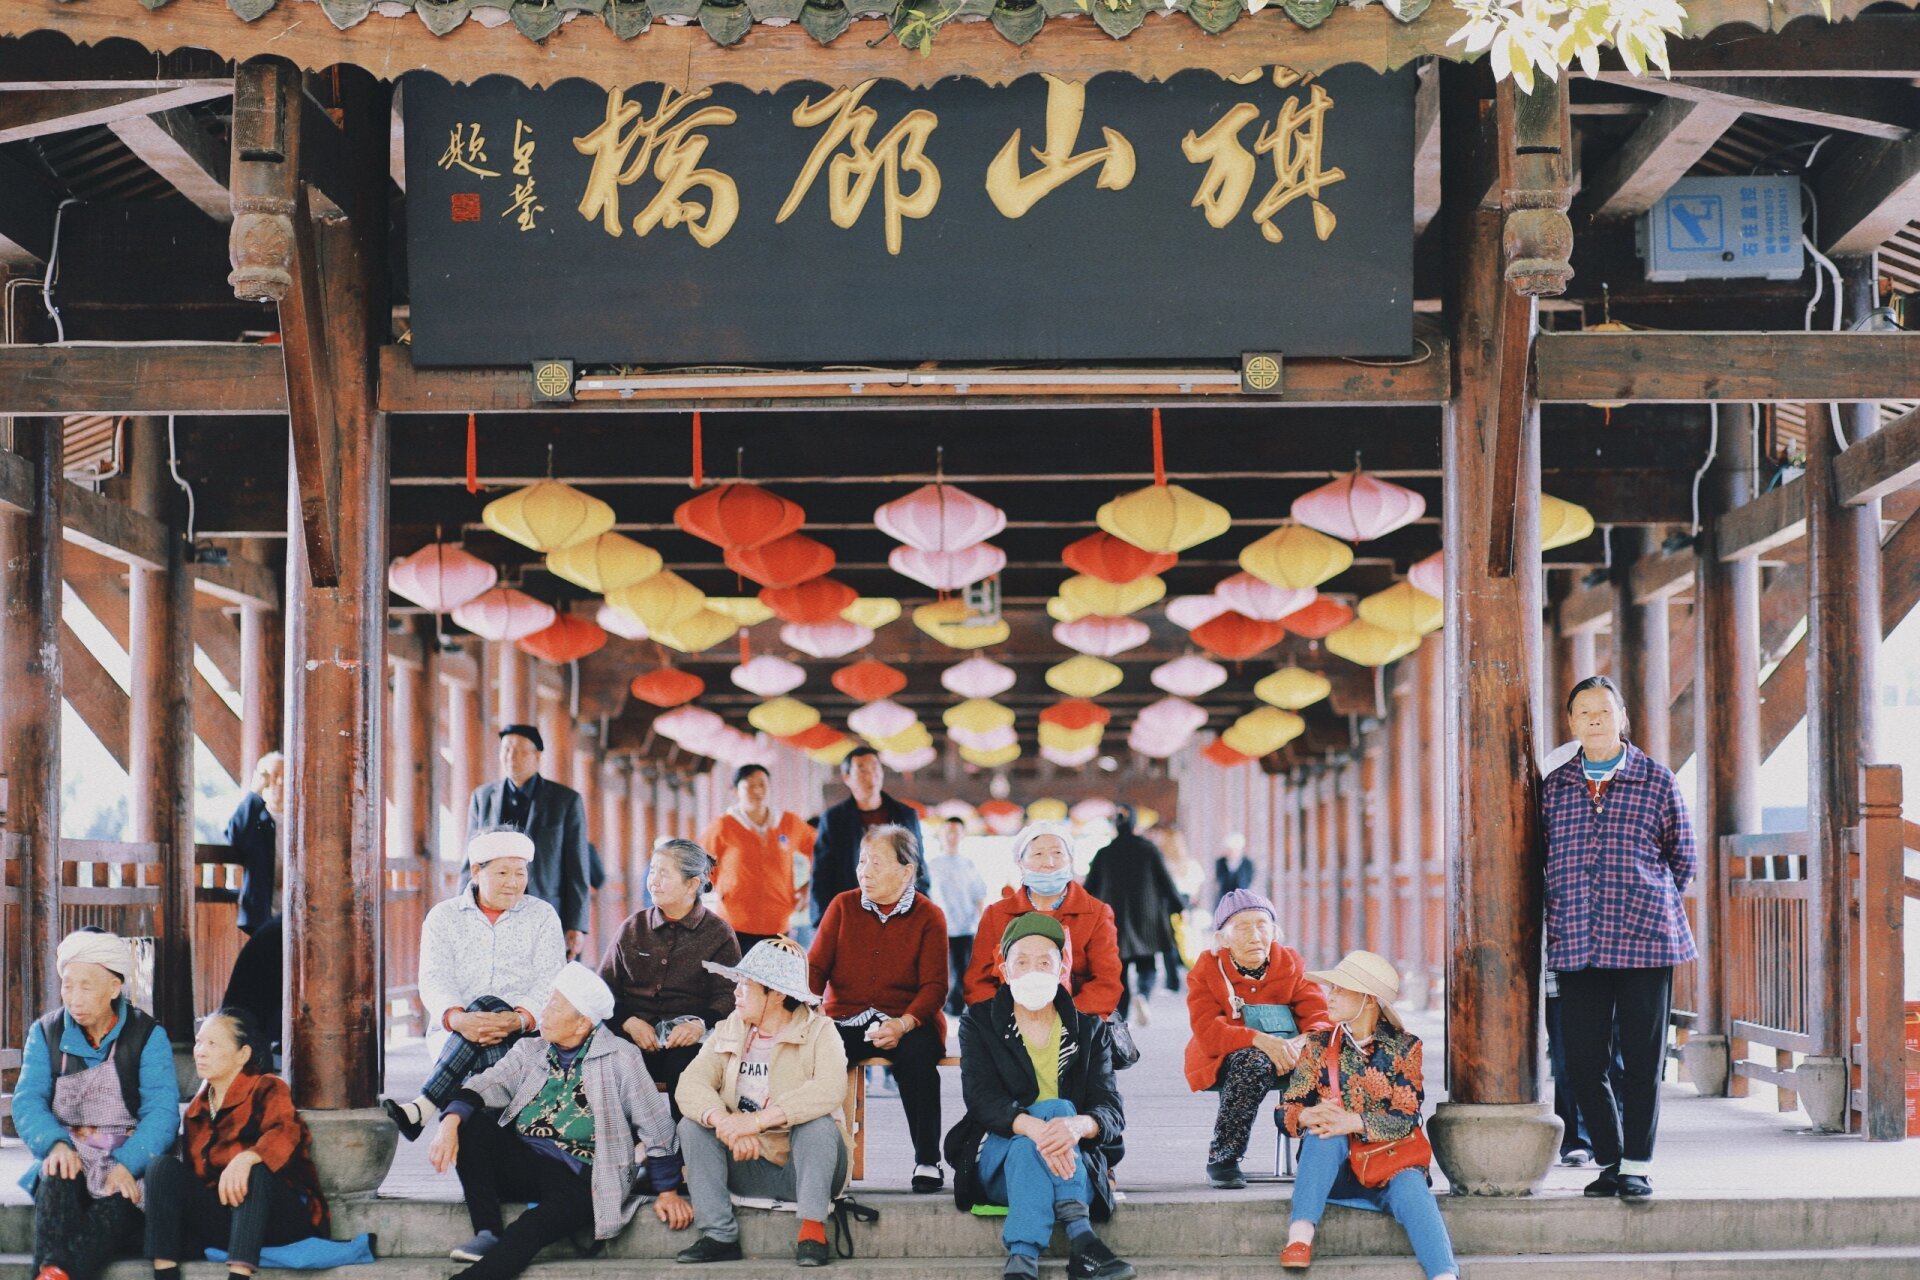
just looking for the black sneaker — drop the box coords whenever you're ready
[1617,1174,1653,1202]
[676,1236,744,1264]
[795,1239,831,1267]
[911,1163,945,1193]
[1068,1236,1136,1280]
[1206,1159,1247,1190]
[1583,1166,1622,1198]
[381,1098,423,1143]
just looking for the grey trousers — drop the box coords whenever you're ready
[677,1114,849,1243]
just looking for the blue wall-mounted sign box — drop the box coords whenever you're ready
[1639,175,1805,282]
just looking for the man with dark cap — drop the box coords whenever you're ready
[809,746,926,926]
[466,724,592,958]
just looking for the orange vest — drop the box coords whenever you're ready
[700,811,815,938]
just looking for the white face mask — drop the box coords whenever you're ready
[1008,971,1060,1011]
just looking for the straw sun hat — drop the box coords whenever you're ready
[1305,950,1405,1031]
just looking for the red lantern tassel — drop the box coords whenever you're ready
[738,631,751,666]
[691,411,704,488]
[465,413,479,494]
[1151,408,1167,487]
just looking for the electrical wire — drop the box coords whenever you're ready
[165,415,198,545]
[40,198,78,343]
[1690,403,1719,537]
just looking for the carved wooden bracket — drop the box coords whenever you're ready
[1496,78,1573,298]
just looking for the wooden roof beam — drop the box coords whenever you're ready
[109,105,233,222]
[1812,131,1920,254]
[0,344,288,415]
[1836,404,1920,507]
[0,84,230,146]
[1577,98,1742,221]
[1534,331,1920,403]
[1587,74,1917,140]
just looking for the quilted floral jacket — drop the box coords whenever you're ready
[1279,1027,1424,1145]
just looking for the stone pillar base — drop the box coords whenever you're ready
[301,1108,399,1199]
[1795,1056,1848,1133]
[1679,1034,1731,1097]
[1429,1101,1562,1196]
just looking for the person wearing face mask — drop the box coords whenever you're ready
[945,914,1133,1280]
[1183,890,1332,1189]
[963,822,1123,1019]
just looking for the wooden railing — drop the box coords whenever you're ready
[383,861,429,1037]
[1850,764,1912,1141]
[1720,830,1815,1110]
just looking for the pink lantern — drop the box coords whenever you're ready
[1150,655,1227,698]
[980,801,1025,837]
[707,727,767,765]
[1165,594,1231,631]
[1214,573,1317,622]
[888,543,1007,592]
[1040,743,1100,768]
[596,603,650,641]
[451,588,556,641]
[881,745,938,772]
[1136,696,1209,736]
[388,543,497,613]
[848,700,917,741]
[730,654,807,698]
[941,656,1016,699]
[780,620,874,659]
[1408,550,1445,600]
[654,705,723,745]
[1128,720,1197,759]
[1071,798,1118,824]
[1292,467,1427,542]
[874,483,1007,553]
[948,724,1018,752]
[1053,615,1150,657]
[932,800,976,822]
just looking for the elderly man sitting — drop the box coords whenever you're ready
[15,929,182,1280]
[428,962,691,1280]
[385,829,567,1142]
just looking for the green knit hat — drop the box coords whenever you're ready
[999,911,1067,956]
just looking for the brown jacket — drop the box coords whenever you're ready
[182,1072,328,1236]
[674,1006,850,1166]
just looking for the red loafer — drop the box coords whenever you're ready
[1280,1242,1313,1269]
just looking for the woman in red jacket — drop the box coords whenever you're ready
[964,822,1123,1018]
[1184,890,1332,1189]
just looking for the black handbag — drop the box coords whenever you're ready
[1104,1012,1141,1070]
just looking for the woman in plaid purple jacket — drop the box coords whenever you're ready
[1542,675,1696,1204]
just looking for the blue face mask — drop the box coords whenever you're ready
[1023,868,1072,898]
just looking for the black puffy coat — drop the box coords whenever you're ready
[1084,831,1183,960]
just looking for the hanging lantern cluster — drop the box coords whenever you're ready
[726,532,835,589]
[1096,412,1231,554]
[849,699,918,742]
[483,480,616,554]
[877,473,1007,592]
[654,705,767,766]
[675,481,804,551]
[1191,611,1286,661]
[1325,618,1422,668]
[1357,581,1444,637]
[1061,531,1175,584]
[1222,706,1306,757]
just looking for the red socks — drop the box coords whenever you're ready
[799,1220,828,1246]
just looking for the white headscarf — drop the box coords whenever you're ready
[1009,820,1076,865]
[56,930,131,982]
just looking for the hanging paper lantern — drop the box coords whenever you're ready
[1191,611,1287,661]
[482,480,616,553]
[1214,573,1317,622]
[1052,615,1150,657]
[1165,594,1232,631]
[1059,573,1166,618]
[979,799,1024,835]
[1280,597,1355,640]
[875,722,933,755]
[518,613,607,665]
[962,742,1022,769]
[1135,806,1159,831]
[914,600,1010,650]
[543,532,662,594]
[388,543,497,613]
[1136,696,1209,736]
[1150,654,1227,698]
[708,597,776,627]
[781,620,874,659]
[949,724,1018,752]
[731,654,806,697]
[1039,721,1104,752]
[725,533,836,589]
[833,659,908,703]
[1129,724,1189,760]
[607,570,706,632]
[1325,619,1422,667]
[1540,494,1596,552]
[1070,798,1119,825]
[1203,738,1255,768]
[875,483,1007,553]
[882,745,938,773]
[779,723,845,751]
[452,588,556,641]
[1407,550,1445,600]
[848,699,918,742]
[944,698,1016,734]
[675,482,804,551]
[1040,700,1111,732]
[654,705,723,744]
[1061,531,1177,586]
[1223,706,1306,758]
[1041,744,1100,768]
[650,608,739,655]
[1239,525,1354,589]
[1047,596,1092,624]
[807,738,857,767]
[943,656,1017,699]
[748,697,821,738]
[890,543,1007,592]
[932,800,977,823]
[1292,468,1426,543]
[841,598,902,630]
[760,576,858,625]
[1358,581,1444,637]
[630,666,706,708]
[596,603,649,641]
[1027,798,1070,823]
[1046,655,1123,699]
[1256,666,1333,711]
[1098,484,1231,554]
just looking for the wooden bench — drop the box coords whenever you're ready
[847,1056,961,1181]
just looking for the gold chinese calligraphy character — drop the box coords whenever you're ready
[777,81,941,257]
[574,86,740,248]
[985,76,1135,219]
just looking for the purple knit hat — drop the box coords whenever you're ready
[1215,888,1276,929]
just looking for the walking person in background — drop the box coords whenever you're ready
[1211,834,1254,909]
[224,753,284,938]
[466,724,594,959]
[928,817,988,1018]
[700,764,815,953]
[1084,806,1184,1027]
[1153,827,1205,993]
[810,748,926,925]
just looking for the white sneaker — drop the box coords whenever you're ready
[1130,999,1151,1028]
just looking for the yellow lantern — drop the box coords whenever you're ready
[649,608,738,654]
[607,570,706,632]
[748,697,820,737]
[915,599,1010,650]
[1038,721,1104,753]
[1238,524,1353,590]
[1255,666,1332,711]
[1325,619,1421,668]
[482,479,615,553]
[944,698,1016,734]
[841,597,902,630]
[807,738,857,767]
[1097,483,1231,554]
[876,722,934,754]
[708,596,776,626]
[1046,655,1124,698]
[1585,319,1634,409]
[961,742,1022,768]
[1222,706,1305,758]
[1540,494,1596,552]
[1358,581,1444,637]
[1046,596,1092,623]
[544,532,662,593]
[1134,805,1159,831]
[1027,798,1069,823]
[1058,573,1166,618]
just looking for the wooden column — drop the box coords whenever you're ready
[494,642,528,730]
[238,541,283,781]
[1339,758,1364,954]
[1611,527,1671,765]
[388,653,421,860]
[2,416,64,1018]
[445,671,476,872]
[1391,666,1423,975]
[628,764,651,888]
[1418,636,1446,1002]
[1569,630,1597,685]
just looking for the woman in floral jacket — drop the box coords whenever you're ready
[1277,952,1456,1280]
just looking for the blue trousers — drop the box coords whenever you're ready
[977,1099,1092,1255]
[1290,1133,1457,1280]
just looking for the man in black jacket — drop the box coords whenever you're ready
[465,724,592,958]
[948,913,1134,1280]
[808,747,927,924]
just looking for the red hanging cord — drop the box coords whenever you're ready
[1151,408,1167,487]
[691,411,705,488]
[738,631,751,666]
[465,413,479,494]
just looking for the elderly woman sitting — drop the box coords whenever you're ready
[951,914,1132,1280]
[146,1009,329,1279]
[808,823,950,1194]
[674,938,852,1269]
[598,837,742,1116]
[15,929,182,1280]
[1183,889,1331,1189]
[965,822,1123,1019]
[429,963,690,1280]
[385,829,567,1142]
[1278,951,1455,1280]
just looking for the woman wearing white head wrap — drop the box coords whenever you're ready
[959,822,1124,1018]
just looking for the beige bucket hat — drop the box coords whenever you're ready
[1305,949,1405,1031]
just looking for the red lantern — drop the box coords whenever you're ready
[833,659,908,703]
[725,533,836,589]
[517,613,608,665]
[760,576,858,625]
[779,723,847,751]
[675,482,805,551]
[630,667,706,708]
[1061,532,1177,585]
[1191,611,1287,661]
[1281,598,1356,639]
[1039,700,1111,732]
[1203,738,1255,768]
